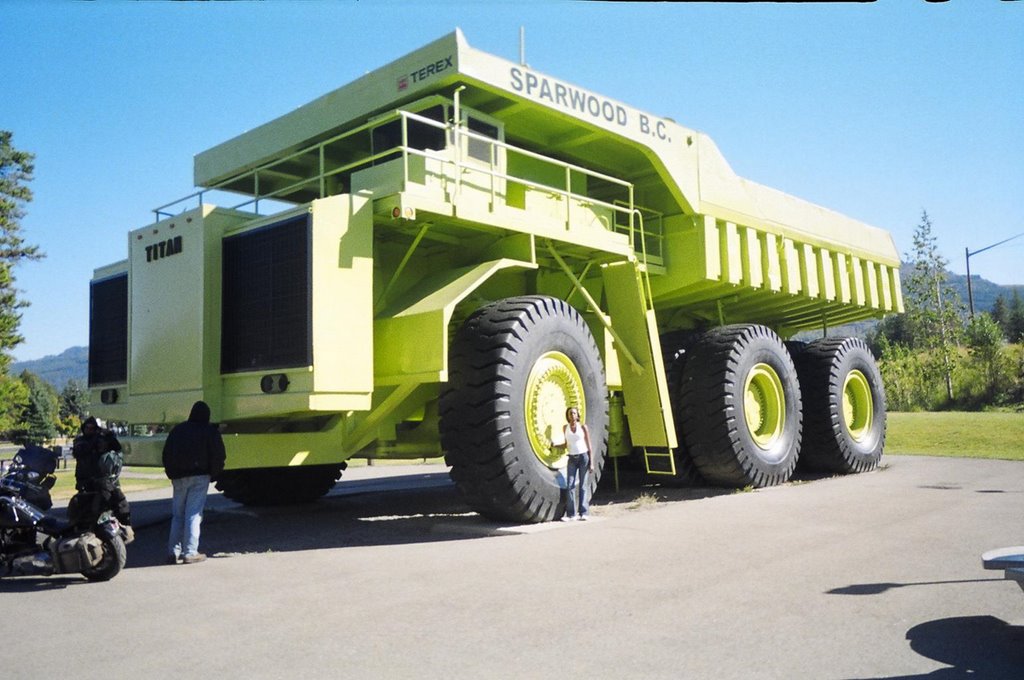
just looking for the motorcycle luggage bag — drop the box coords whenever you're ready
[54,533,104,573]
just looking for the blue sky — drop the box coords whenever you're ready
[3,1,1022,361]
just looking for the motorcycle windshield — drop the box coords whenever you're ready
[13,445,58,475]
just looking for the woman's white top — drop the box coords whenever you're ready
[564,424,588,455]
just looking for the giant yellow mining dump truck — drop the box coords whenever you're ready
[88,30,902,522]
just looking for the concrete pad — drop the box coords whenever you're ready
[3,454,1024,679]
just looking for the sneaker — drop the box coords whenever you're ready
[560,516,573,522]
[579,514,590,521]
[181,553,207,565]
[166,555,179,565]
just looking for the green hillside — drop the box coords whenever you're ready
[11,346,88,389]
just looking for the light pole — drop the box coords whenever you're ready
[965,231,1024,318]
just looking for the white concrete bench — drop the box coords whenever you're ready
[982,546,1024,593]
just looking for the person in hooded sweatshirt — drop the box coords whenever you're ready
[72,416,133,542]
[162,401,225,565]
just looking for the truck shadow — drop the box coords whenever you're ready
[0,467,847,582]
[126,482,477,569]
[0,468,743,584]
[122,468,738,570]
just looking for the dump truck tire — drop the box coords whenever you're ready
[678,324,802,487]
[793,337,886,473]
[215,464,345,506]
[440,296,608,523]
[664,339,704,486]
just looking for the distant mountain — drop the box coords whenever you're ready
[898,262,1022,314]
[944,271,1023,315]
[10,346,88,389]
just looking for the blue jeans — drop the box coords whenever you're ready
[168,475,211,558]
[565,453,590,518]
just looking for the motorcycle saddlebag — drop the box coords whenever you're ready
[54,533,104,573]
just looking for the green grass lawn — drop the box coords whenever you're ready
[46,465,171,501]
[887,411,1024,461]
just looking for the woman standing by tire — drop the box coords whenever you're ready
[560,406,594,521]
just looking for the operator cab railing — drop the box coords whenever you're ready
[152,93,664,264]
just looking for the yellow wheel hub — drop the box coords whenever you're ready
[843,369,873,442]
[743,363,786,449]
[525,351,584,468]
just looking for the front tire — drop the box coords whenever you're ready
[677,324,802,487]
[440,296,608,523]
[793,337,886,473]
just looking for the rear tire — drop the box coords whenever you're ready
[440,296,607,523]
[81,533,126,582]
[677,324,802,487]
[664,339,704,486]
[793,337,886,473]
[215,464,345,506]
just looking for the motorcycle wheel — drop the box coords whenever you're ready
[81,533,126,582]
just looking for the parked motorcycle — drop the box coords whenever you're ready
[0,445,127,581]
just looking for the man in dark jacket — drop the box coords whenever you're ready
[162,401,225,565]
[72,416,133,542]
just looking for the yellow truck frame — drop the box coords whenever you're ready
[88,30,902,521]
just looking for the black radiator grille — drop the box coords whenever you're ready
[221,215,312,373]
[88,273,128,386]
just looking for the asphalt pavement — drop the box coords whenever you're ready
[3,455,1023,679]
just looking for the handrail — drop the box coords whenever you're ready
[451,123,631,190]
[151,96,640,244]
[449,123,636,230]
[612,200,664,262]
[633,209,655,309]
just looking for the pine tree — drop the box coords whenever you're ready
[990,294,1010,340]
[1008,289,1024,343]
[0,131,43,374]
[58,379,90,437]
[965,312,1006,401]
[0,374,29,434]
[903,210,964,401]
[8,371,59,446]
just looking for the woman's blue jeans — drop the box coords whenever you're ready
[168,474,211,558]
[565,452,590,518]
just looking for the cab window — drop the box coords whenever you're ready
[466,116,499,163]
[371,105,445,163]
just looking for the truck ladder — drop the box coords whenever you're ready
[601,259,678,474]
[546,239,677,476]
[641,447,676,476]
